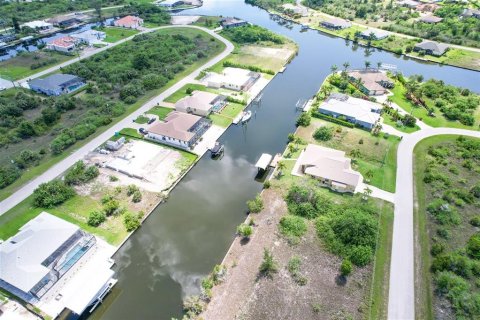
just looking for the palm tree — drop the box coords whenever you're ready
[364,60,371,70]
[330,64,338,74]
[350,148,361,159]
[377,61,382,70]
[365,170,374,182]
[342,62,350,72]
[363,187,372,200]
[277,161,286,177]
[288,143,296,156]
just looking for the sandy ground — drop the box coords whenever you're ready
[85,140,183,193]
[171,16,200,25]
[201,188,372,320]
[241,45,294,61]
[0,300,40,320]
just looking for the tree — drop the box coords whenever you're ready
[237,223,253,239]
[377,61,382,69]
[350,148,361,159]
[313,126,333,141]
[296,112,311,127]
[365,170,374,182]
[330,64,338,74]
[363,187,372,200]
[33,180,75,208]
[259,248,278,278]
[12,17,20,32]
[88,211,106,227]
[247,194,264,213]
[364,60,371,70]
[342,62,350,72]
[124,212,141,232]
[340,259,353,276]
[277,161,286,177]
[288,143,296,156]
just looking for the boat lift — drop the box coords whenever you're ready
[255,153,273,172]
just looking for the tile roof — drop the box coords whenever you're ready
[147,111,202,141]
[48,35,77,48]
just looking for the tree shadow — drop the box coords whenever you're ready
[335,274,347,286]
[240,237,251,246]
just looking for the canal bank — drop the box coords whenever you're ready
[91,1,480,320]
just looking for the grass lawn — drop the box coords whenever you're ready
[208,102,245,128]
[0,50,72,81]
[147,106,173,120]
[390,81,479,130]
[209,114,232,128]
[296,118,399,192]
[134,115,149,124]
[408,47,480,72]
[192,16,221,29]
[382,114,420,133]
[0,28,226,201]
[119,127,143,139]
[164,83,220,103]
[95,26,139,43]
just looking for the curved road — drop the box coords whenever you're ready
[0,25,234,215]
[388,127,480,320]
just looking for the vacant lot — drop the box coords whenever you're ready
[296,118,399,192]
[414,135,480,320]
[95,27,139,43]
[0,50,72,80]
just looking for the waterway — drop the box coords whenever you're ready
[92,1,480,319]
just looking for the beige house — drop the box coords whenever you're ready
[348,70,394,96]
[293,144,362,193]
[175,91,226,116]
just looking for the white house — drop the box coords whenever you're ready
[206,67,260,91]
[318,93,382,130]
[22,20,53,33]
[71,29,106,45]
[113,15,144,29]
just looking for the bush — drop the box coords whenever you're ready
[103,199,120,216]
[88,211,106,227]
[123,212,141,232]
[279,215,307,238]
[259,248,278,278]
[132,190,142,203]
[467,233,480,259]
[237,223,253,238]
[127,184,140,196]
[470,216,480,227]
[263,180,271,189]
[33,180,75,208]
[0,165,21,189]
[311,111,354,127]
[349,245,373,267]
[313,126,333,141]
[247,194,264,213]
[296,112,311,127]
[340,259,353,276]
[65,161,99,185]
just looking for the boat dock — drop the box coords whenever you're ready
[255,153,273,172]
[269,153,282,168]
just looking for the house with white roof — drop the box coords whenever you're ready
[0,212,117,318]
[318,93,382,130]
[22,20,53,32]
[206,67,260,91]
[71,29,106,45]
[292,144,362,193]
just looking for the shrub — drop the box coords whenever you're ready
[183,295,206,317]
[279,215,307,238]
[259,248,278,278]
[33,180,75,208]
[237,223,253,238]
[296,112,311,127]
[127,184,140,196]
[123,212,141,232]
[430,242,445,256]
[340,259,353,276]
[103,199,120,216]
[247,194,264,213]
[349,245,373,267]
[109,175,119,182]
[467,233,480,259]
[65,161,99,185]
[311,111,355,127]
[471,216,480,227]
[88,211,106,227]
[0,165,21,188]
[263,180,271,189]
[132,190,142,203]
[313,126,333,141]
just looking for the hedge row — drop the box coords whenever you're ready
[311,111,355,128]
[223,61,275,75]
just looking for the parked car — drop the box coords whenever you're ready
[139,128,147,135]
[147,118,155,124]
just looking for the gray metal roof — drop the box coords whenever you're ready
[29,74,82,92]
[0,212,79,293]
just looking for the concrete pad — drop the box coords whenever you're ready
[171,16,200,25]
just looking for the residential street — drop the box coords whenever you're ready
[388,127,480,320]
[0,25,234,216]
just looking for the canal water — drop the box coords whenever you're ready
[92,1,480,319]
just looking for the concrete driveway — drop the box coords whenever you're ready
[0,25,234,216]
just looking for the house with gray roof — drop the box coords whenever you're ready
[360,28,389,40]
[320,17,351,30]
[414,40,449,56]
[461,8,480,19]
[419,15,443,23]
[29,74,85,96]
[220,17,248,29]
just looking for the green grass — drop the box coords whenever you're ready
[390,81,478,130]
[95,26,139,43]
[164,83,219,103]
[209,114,232,128]
[0,28,226,201]
[147,106,173,120]
[368,199,394,320]
[119,127,143,138]
[134,115,149,124]
[382,114,420,133]
[408,47,480,72]
[220,102,244,118]
[0,50,73,81]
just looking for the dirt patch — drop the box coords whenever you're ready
[201,188,371,320]
[241,45,293,61]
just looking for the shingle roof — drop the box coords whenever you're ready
[147,111,202,141]
[419,15,443,23]
[321,17,351,28]
[415,40,449,54]
[29,74,82,91]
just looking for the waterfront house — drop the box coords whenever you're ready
[22,20,53,33]
[146,111,211,150]
[282,3,308,17]
[348,70,395,96]
[320,17,351,30]
[46,35,79,53]
[29,74,85,96]
[158,0,184,7]
[220,17,248,29]
[318,93,382,130]
[47,14,83,28]
[175,91,227,116]
[293,144,362,193]
[460,8,480,19]
[359,28,389,40]
[206,67,260,92]
[396,0,420,8]
[414,40,449,56]
[0,212,117,317]
[113,15,144,29]
[71,29,106,45]
[419,15,443,23]
[416,3,440,12]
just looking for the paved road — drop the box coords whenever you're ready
[0,25,234,216]
[388,127,480,320]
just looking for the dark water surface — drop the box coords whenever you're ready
[94,1,480,319]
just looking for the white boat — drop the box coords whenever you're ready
[241,110,252,123]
